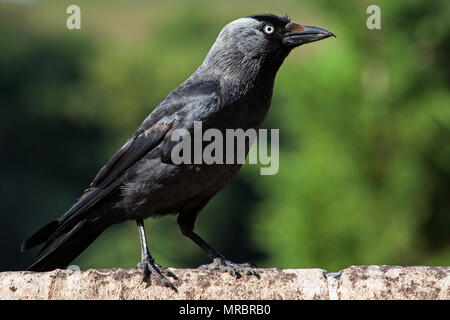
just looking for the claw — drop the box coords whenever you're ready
[199,257,260,279]
[138,257,178,292]
[154,262,179,280]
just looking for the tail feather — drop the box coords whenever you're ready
[21,220,60,252]
[26,219,106,272]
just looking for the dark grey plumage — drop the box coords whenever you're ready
[22,14,334,287]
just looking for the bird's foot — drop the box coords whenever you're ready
[199,257,260,279]
[137,256,178,292]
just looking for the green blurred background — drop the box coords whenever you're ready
[1,0,449,272]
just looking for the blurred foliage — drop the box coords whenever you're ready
[0,0,449,271]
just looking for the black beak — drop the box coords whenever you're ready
[283,23,336,47]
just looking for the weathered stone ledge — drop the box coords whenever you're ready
[1,265,448,300]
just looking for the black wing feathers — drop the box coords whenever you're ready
[34,121,176,256]
[22,76,222,270]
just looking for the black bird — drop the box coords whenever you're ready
[22,14,334,289]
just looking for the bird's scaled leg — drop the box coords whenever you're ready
[178,212,259,278]
[136,219,178,291]
[188,231,259,278]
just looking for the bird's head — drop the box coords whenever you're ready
[202,14,335,78]
[240,14,335,53]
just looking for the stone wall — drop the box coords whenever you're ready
[1,265,448,299]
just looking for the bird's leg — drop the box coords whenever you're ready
[177,213,259,279]
[136,219,178,291]
[189,231,259,278]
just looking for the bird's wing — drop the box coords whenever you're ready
[90,120,176,188]
[90,76,222,187]
[33,77,222,255]
[35,119,177,256]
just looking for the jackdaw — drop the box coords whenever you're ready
[22,14,334,289]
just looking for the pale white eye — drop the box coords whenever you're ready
[263,24,275,34]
